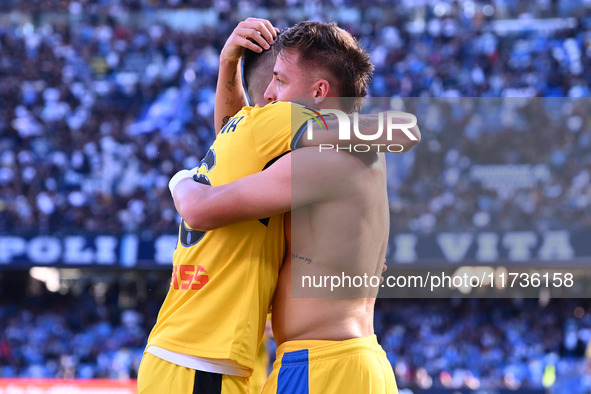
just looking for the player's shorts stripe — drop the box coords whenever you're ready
[192,370,222,394]
[277,349,309,394]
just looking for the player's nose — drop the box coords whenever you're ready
[264,82,276,102]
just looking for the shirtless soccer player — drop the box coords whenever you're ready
[139,18,416,394]
[171,22,421,394]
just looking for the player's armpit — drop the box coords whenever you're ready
[294,110,421,152]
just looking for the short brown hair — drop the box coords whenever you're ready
[275,21,374,112]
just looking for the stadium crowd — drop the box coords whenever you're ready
[1,0,591,235]
[2,0,591,391]
[0,272,162,380]
[1,274,591,391]
[375,297,591,391]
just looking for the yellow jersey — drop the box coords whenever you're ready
[146,101,309,372]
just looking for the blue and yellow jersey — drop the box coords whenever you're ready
[146,102,310,372]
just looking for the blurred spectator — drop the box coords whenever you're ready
[374,297,591,390]
[0,271,165,380]
[1,272,591,390]
[2,1,591,390]
[1,1,591,235]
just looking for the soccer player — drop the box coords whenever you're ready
[137,18,290,394]
[139,18,416,394]
[171,22,420,394]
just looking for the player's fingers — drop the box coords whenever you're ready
[382,263,387,273]
[241,20,275,47]
[245,17,278,39]
[258,19,278,40]
[235,36,263,53]
[231,27,267,50]
[234,26,271,50]
[249,29,272,50]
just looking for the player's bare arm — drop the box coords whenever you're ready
[214,18,278,133]
[169,148,359,230]
[169,155,290,230]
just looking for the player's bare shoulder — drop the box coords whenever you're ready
[291,148,385,207]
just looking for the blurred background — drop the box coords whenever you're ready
[1,0,591,392]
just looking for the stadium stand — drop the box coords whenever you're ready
[1,273,591,391]
[2,0,591,391]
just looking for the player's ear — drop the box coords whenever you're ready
[312,79,330,105]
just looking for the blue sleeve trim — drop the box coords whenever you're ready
[291,122,309,150]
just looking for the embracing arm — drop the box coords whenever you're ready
[214,18,278,133]
[214,56,247,134]
[170,148,341,230]
[172,155,291,231]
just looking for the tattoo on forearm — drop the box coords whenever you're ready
[225,70,237,92]
[225,97,234,105]
[291,252,313,264]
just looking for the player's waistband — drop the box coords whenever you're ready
[276,334,385,365]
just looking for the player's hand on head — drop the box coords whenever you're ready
[220,17,279,63]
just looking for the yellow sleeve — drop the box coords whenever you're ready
[251,101,311,159]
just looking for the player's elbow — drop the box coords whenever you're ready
[183,213,218,232]
[181,216,204,231]
[178,202,219,232]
